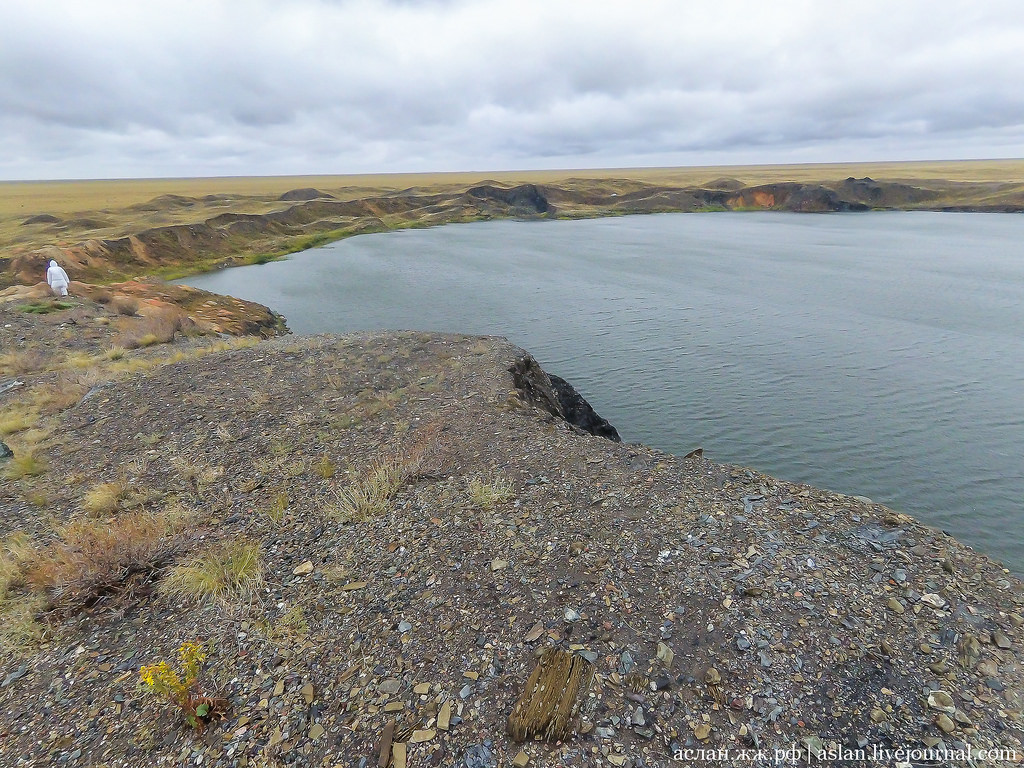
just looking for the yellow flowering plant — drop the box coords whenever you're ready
[139,641,224,728]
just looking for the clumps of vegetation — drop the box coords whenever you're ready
[0,348,50,375]
[1,533,46,654]
[467,474,516,509]
[0,532,35,600]
[25,510,184,613]
[264,491,289,525]
[332,456,411,521]
[139,641,226,728]
[3,448,46,480]
[18,301,75,314]
[331,424,439,521]
[0,404,39,436]
[83,480,128,516]
[160,540,263,604]
[266,604,310,645]
[173,456,223,494]
[315,454,337,480]
[32,375,94,414]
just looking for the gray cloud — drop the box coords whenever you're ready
[2,0,1023,179]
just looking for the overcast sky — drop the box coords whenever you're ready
[2,0,1023,180]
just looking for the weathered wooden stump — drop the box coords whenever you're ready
[507,648,595,742]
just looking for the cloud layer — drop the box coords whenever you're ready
[2,0,1023,179]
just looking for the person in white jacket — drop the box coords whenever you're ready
[46,259,70,296]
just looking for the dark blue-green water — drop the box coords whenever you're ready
[179,212,1024,573]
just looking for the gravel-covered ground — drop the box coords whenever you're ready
[1,330,1022,767]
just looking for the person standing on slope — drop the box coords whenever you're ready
[46,259,70,297]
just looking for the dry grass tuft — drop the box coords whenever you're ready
[0,404,40,436]
[265,491,288,525]
[160,541,263,604]
[331,424,439,521]
[3,450,46,480]
[33,376,93,414]
[467,474,516,509]
[0,592,47,655]
[0,532,36,600]
[26,511,181,612]
[0,349,50,376]
[332,457,408,521]
[82,480,128,516]
[315,454,336,480]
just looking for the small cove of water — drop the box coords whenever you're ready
[178,212,1024,573]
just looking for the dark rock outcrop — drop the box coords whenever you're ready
[547,374,621,442]
[509,354,619,441]
[21,214,60,226]
[279,188,337,201]
[467,184,550,214]
[0,439,12,462]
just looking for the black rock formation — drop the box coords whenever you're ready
[509,354,620,441]
[467,184,550,214]
[547,374,621,442]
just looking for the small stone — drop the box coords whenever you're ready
[564,607,581,622]
[524,621,544,643]
[578,650,599,664]
[704,668,721,685]
[977,660,999,677]
[392,742,407,768]
[491,558,508,572]
[438,700,452,730]
[378,719,395,768]
[656,642,674,667]
[693,723,711,740]
[273,679,285,697]
[459,684,473,699]
[1,664,28,688]
[410,729,435,743]
[801,737,825,758]
[870,708,887,723]
[379,679,402,695]
[413,682,430,695]
[920,643,932,654]
[935,714,956,734]
[928,691,955,713]
[301,683,314,704]
[512,750,530,767]
[993,630,1012,650]
[341,581,367,591]
[384,702,404,712]
[920,593,946,609]
[888,598,905,614]
[293,560,314,575]
[308,723,324,739]
[464,670,479,680]
[397,620,412,633]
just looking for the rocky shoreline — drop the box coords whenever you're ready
[1,315,1022,766]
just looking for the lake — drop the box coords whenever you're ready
[178,212,1024,574]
